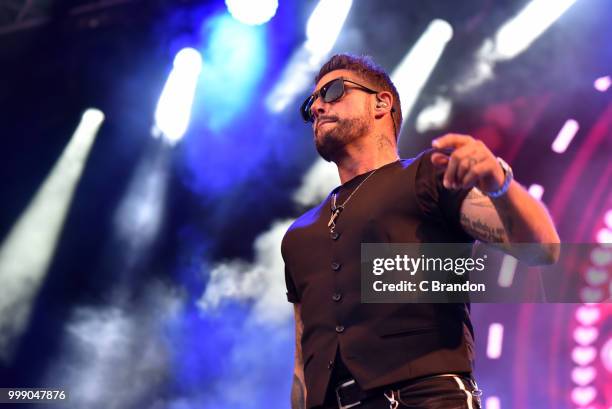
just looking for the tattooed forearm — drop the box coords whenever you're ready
[291,374,306,409]
[460,213,507,243]
[460,182,560,264]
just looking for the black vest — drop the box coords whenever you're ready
[282,151,476,408]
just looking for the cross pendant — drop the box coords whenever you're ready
[327,206,343,229]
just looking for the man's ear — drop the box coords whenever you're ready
[374,91,393,117]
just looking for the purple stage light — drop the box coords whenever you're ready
[594,75,611,92]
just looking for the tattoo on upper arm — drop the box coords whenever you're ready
[461,188,514,242]
[460,213,507,242]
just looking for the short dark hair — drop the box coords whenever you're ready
[315,54,402,140]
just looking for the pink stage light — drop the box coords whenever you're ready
[590,247,612,266]
[601,336,612,373]
[580,287,604,303]
[596,228,612,244]
[571,366,596,386]
[575,305,601,326]
[552,119,580,153]
[497,255,517,287]
[485,396,501,409]
[572,346,597,365]
[594,75,611,92]
[527,184,544,200]
[486,323,504,359]
[573,326,599,346]
[585,267,609,286]
[605,209,612,228]
[571,386,597,406]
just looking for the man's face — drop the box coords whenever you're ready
[310,69,374,162]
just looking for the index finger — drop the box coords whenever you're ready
[432,133,473,150]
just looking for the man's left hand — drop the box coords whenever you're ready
[431,133,505,193]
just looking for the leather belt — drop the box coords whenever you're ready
[333,373,477,409]
[334,379,369,409]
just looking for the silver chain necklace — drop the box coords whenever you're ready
[328,168,379,233]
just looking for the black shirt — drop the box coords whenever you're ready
[282,150,475,408]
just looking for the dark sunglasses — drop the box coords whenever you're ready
[299,77,380,123]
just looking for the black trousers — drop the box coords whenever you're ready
[319,374,482,409]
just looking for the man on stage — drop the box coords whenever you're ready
[281,54,559,409]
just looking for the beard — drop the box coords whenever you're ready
[314,115,370,162]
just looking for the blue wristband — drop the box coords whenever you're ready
[484,157,513,198]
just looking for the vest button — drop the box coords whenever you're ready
[330,231,340,240]
[327,360,334,369]
[335,325,345,333]
[332,293,342,302]
[331,262,341,271]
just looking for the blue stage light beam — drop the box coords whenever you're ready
[265,0,353,113]
[455,0,579,93]
[113,146,170,273]
[391,19,454,128]
[197,13,266,132]
[494,0,578,60]
[225,0,278,26]
[0,109,104,363]
[305,0,353,62]
[153,48,202,146]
